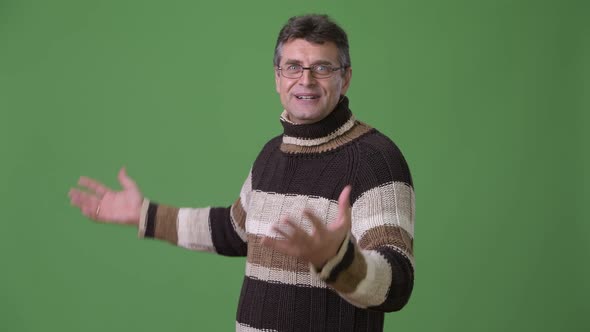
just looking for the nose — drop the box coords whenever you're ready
[298,68,317,86]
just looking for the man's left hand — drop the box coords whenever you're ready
[261,185,352,269]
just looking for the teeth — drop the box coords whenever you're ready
[297,96,317,100]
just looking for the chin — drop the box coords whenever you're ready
[291,112,327,124]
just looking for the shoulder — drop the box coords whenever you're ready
[356,127,408,167]
[351,126,413,201]
[251,134,282,167]
[258,134,283,154]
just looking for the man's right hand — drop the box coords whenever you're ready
[68,167,143,225]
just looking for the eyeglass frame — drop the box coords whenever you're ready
[276,63,348,79]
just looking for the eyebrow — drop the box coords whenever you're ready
[283,59,335,66]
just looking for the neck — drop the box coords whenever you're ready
[279,96,373,154]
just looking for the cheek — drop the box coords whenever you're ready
[325,81,342,96]
[281,81,296,96]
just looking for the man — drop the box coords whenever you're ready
[69,14,415,332]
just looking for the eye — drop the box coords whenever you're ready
[313,65,329,73]
[286,64,301,71]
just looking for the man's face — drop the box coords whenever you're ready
[275,39,352,125]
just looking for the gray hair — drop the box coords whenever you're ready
[273,14,351,69]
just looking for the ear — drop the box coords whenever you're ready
[340,67,352,95]
[274,67,281,94]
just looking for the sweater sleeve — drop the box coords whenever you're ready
[137,170,252,257]
[311,140,415,312]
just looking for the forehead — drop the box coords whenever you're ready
[280,38,340,64]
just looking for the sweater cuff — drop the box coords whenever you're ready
[310,232,352,281]
[137,198,151,238]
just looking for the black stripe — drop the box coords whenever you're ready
[145,202,158,238]
[326,239,355,283]
[209,207,247,256]
[251,131,412,205]
[368,248,414,312]
[281,96,352,139]
[236,277,384,332]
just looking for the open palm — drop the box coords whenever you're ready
[68,167,143,225]
[261,185,352,269]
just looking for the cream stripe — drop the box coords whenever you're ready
[245,191,339,238]
[245,262,327,288]
[137,198,150,238]
[231,170,252,243]
[282,116,356,146]
[340,250,391,308]
[240,171,252,207]
[236,322,278,332]
[177,207,215,252]
[351,182,415,242]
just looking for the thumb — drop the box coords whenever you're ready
[118,167,137,190]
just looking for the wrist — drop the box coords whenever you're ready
[310,233,350,271]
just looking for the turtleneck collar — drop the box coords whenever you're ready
[280,96,356,147]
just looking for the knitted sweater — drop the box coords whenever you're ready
[138,97,415,332]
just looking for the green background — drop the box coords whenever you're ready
[1,0,588,331]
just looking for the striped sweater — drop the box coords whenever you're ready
[138,97,415,332]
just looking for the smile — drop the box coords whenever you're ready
[295,95,319,100]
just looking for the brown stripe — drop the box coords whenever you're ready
[329,243,368,293]
[280,121,373,154]
[231,198,247,230]
[154,204,179,245]
[247,234,309,272]
[358,225,413,257]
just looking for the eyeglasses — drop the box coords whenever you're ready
[277,64,346,79]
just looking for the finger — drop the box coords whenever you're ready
[78,176,111,196]
[70,190,101,220]
[273,218,308,242]
[71,194,98,212]
[81,204,97,219]
[118,167,138,190]
[261,236,299,257]
[69,188,98,207]
[336,185,352,222]
[283,218,311,239]
[303,209,326,234]
[273,224,293,240]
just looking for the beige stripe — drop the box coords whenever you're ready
[244,188,413,267]
[245,191,339,238]
[358,225,414,257]
[280,122,373,154]
[282,116,357,146]
[329,242,368,294]
[232,198,247,230]
[247,234,309,272]
[245,262,327,288]
[177,207,215,252]
[236,322,278,332]
[154,204,179,245]
[230,198,248,242]
[351,182,415,242]
[340,250,391,308]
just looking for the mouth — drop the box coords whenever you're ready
[294,94,320,100]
